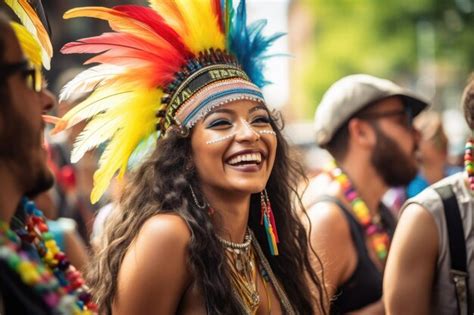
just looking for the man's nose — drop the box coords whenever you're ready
[41,88,57,113]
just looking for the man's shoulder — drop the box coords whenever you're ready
[404,172,464,214]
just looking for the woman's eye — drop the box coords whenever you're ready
[207,119,232,128]
[251,116,271,125]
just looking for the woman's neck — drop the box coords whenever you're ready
[202,187,251,243]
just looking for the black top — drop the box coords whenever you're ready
[1,207,53,315]
[316,195,396,314]
[0,259,53,315]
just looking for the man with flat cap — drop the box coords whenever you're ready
[302,74,428,314]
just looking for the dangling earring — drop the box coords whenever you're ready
[260,189,279,255]
[189,185,215,215]
[465,137,474,191]
[189,185,207,209]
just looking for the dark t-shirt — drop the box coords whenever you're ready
[0,258,53,315]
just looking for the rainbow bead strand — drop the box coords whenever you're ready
[465,138,474,191]
[329,163,390,262]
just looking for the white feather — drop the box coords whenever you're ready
[71,114,122,163]
[59,65,124,102]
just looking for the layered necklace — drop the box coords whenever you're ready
[465,137,474,191]
[0,198,97,314]
[218,229,260,314]
[217,229,296,315]
[327,162,390,263]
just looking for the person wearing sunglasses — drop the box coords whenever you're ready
[0,10,97,315]
[302,74,428,314]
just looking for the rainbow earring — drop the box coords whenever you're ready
[465,137,474,191]
[260,189,279,255]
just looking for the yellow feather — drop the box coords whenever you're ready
[59,88,134,130]
[175,0,224,53]
[5,0,52,69]
[150,0,224,54]
[90,89,162,203]
[10,22,42,67]
[148,0,186,36]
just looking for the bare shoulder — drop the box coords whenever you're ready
[397,203,438,242]
[137,213,192,247]
[114,213,192,314]
[306,200,351,240]
[121,212,192,278]
[305,197,354,294]
[384,203,439,314]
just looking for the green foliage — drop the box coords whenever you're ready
[297,0,474,119]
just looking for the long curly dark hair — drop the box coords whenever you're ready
[86,113,328,315]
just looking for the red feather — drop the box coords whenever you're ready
[113,5,192,58]
[211,0,224,33]
[62,33,182,59]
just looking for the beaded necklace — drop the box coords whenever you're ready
[328,163,390,263]
[218,230,260,314]
[465,138,474,191]
[0,198,97,314]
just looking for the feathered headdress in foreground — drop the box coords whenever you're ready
[4,0,52,69]
[53,0,283,204]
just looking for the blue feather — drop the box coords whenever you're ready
[229,0,284,88]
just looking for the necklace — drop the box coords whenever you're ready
[218,230,260,314]
[328,162,390,263]
[0,198,97,314]
[251,231,296,315]
[465,138,474,191]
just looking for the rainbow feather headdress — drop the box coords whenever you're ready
[4,0,53,69]
[53,0,283,204]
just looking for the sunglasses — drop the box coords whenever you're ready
[0,60,43,92]
[358,107,414,129]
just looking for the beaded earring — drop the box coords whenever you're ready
[465,137,474,191]
[260,189,279,255]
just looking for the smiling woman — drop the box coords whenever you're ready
[54,0,328,314]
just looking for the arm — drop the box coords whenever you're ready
[63,229,88,271]
[383,203,438,315]
[305,202,355,299]
[112,214,192,315]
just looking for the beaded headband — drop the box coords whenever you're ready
[50,0,282,203]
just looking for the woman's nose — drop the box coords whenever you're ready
[235,119,260,143]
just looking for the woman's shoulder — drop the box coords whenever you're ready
[137,213,192,249]
[115,213,194,313]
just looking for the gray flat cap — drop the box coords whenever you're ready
[314,74,429,146]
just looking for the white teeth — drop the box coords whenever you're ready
[228,152,262,165]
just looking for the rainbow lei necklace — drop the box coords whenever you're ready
[0,198,97,314]
[328,163,390,263]
[465,138,474,191]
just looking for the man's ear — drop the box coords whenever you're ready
[347,118,376,148]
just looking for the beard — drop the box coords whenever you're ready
[0,98,54,198]
[370,124,418,187]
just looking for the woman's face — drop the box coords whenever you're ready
[191,100,277,197]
